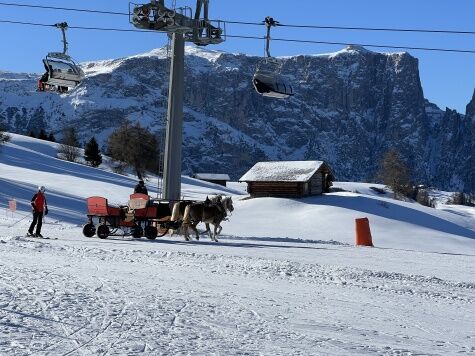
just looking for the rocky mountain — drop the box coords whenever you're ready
[0,45,473,192]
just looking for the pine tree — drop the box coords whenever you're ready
[38,129,48,140]
[47,132,56,142]
[84,136,102,167]
[29,131,36,138]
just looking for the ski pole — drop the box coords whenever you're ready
[6,213,30,228]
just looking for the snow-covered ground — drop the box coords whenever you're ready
[0,134,474,355]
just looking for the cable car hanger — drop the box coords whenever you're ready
[264,16,278,58]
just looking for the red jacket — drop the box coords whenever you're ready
[31,192,47,212]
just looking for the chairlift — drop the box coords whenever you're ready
[38,22,84,93]
[252,16,294,99]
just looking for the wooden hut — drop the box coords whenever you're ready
[239,161,335,198]
[192,173,231,187]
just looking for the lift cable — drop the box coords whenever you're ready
[1,2,475,36]
[224,20,475,36]
[226,34,475,54]
[1,19,475,54]
[0,19,53,28]
[0,2,129,16]
[0,19,160,33]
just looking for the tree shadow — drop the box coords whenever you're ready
[1,308,79,327]
[0,178,88,225]
[374,246,475,257]
[2,143,134,188]
[220,235,350,246]
[102,235,329,251]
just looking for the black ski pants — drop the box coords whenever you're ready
[29,211,43,234]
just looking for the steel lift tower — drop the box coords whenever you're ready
[130,1,225,200]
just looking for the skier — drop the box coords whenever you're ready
[134,180,148,195]
[27,186,48,237]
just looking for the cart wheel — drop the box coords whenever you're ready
[97,225,110,239]
[82,223,95,238]
[132,225,143,239]
[145,225,158,240]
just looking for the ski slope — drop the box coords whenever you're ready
[0,134,474,355]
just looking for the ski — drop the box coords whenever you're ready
[25,233,56,240]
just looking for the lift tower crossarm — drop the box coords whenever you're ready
[130,0,224,45]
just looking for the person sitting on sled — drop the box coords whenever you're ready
[134,179,148,196]
[27,186,48,238]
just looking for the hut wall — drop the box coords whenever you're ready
[196,179,227,186]
[207,180,227,187]
[309,172,324,195]
[248,182,305,197]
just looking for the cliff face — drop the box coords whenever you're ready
[0,46,473,192]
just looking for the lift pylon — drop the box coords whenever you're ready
[130,1,225,200]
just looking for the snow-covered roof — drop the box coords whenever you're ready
[239,161,332,182]
[194,173,231,181]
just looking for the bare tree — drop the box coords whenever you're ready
[107,120,159,178]
[58,127,81,162]
[377,148,412,198]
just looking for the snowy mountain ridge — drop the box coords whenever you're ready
[1,45,474,192]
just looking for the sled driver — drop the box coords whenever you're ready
[134,180,148,195]
[28,186,48,237]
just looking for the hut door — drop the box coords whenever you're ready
[323,173,330,193]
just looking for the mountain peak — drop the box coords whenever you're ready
[345,45,373,53]
[466,88,475,117]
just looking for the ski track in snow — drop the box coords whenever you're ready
[0,227,474,355]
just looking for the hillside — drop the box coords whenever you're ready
[0,134,475,354]
[0,133,474,252]
[1,46,474,192]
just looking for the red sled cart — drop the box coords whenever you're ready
[83,193,181,240]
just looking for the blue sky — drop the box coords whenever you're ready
[0,0,474,113]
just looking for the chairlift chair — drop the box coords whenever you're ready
[43,53,84,89]
[253,59,294,99]
[252,16,294,99]
[38,22,84,92]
